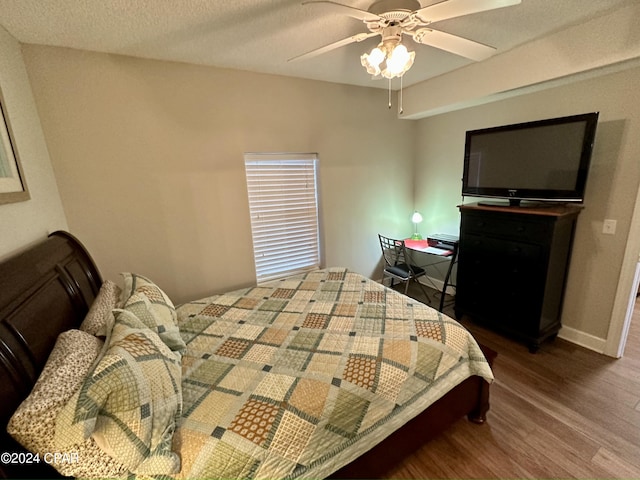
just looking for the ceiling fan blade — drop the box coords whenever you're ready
[301,0,383,22]
[410,28,496,61]
[288,32,378,62]
[415,0,521,24]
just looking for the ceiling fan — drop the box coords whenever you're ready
[290,0,522,79]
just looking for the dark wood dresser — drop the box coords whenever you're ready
[454,203,582,352]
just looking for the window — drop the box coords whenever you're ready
[244,153,321,283]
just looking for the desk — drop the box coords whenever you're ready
[404,238,458,312]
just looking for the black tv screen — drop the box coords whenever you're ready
[462,112,599,206]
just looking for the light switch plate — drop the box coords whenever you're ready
[603,219,617,235]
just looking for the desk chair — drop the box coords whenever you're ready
[378,234,432,304]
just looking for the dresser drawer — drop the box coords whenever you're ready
[461,234,542,258]
[461,211,552,244]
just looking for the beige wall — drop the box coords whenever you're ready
[22,46,415,304]
[0,27,67,260]
[11,15,638,352]
[415,66,640,345]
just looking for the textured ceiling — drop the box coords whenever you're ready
[0,0,636,89]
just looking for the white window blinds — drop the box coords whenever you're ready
[244,153,321,283]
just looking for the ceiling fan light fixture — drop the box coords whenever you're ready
[361,41,414,79]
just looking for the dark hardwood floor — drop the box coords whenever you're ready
[386,282,640,479]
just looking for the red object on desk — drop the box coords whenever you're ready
[404,239,429,249]
[404,238,453,256]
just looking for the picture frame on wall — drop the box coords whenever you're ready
[0,85,29,205]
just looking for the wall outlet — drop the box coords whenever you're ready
[603,219,617,235]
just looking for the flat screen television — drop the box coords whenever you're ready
[462,112,599,207]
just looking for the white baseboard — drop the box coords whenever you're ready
[557,325,606,354]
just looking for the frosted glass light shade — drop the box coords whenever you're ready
[384,44,415,78]
[360,46,385,76]
[411,211,423,240]
[361,42,415,79]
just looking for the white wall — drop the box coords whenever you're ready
[0,27,67,260]
[22,46,415,304]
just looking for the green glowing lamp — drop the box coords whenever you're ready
[411,211,423,240]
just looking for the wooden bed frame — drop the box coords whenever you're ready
[0,231,495,479]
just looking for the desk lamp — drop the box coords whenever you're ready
[411,211,423,240]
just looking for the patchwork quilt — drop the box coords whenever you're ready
[164,268,493,479]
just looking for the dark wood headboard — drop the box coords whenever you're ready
[0,231,102,479]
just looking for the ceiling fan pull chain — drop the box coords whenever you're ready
[388,78,392,109]
[399,74,404,115]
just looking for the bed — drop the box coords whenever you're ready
[0,231,495,479]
